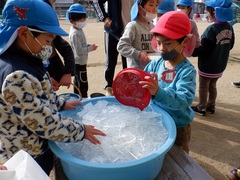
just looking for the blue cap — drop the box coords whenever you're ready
[0,0,68,55]
[177,0,193,7]
[205,0,233,22]
[131,0,161,21]
[158,0,175,14]
[66,4,87,22]
[204,0,232,8]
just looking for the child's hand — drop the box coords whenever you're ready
[92,44,98,51]
[59,74,71,88]
[139,52,150,63]
[104,17,112,27]
[139,72,159,96]
[63,100,82,110]
[0,165,7,170]
[84,125,106,144]
[51,77,59,91]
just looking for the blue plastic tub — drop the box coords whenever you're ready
[49,96,176,180]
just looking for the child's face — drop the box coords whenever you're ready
[177,5,192,16]
[17,26,56,54]
[207,11,215,22]
[71,18,86,26]
[140,0,158,15]
[155,35,184,54]
[24,28,55,55]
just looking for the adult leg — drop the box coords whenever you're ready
[104,32,119,89]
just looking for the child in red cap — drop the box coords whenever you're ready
[139,11,196,153]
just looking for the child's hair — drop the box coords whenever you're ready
[138,0,148,7]
[69,13,87,21]
[153,33,187,43]
[206,6,215,16]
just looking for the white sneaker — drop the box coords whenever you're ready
[105,87,113,96]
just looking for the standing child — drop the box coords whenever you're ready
[0,0,105,176]
[66,4,98,98]
[191,0,235,116]
[117,0,161,70]
[139,11,196,153]
[176,0,201,48]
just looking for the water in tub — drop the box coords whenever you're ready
[57,100,169,163]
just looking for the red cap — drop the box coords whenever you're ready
[151,11,191,39]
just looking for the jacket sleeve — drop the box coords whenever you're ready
[93,0,108,22]
[53,36,75,75]
[117,22,140,60]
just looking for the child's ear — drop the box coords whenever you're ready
[182,36,190,46]
[17,26,29,43]
[138,5,144,15]
[70,19,74,24]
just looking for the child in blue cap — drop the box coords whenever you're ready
[0,0,105,176]
[191,0,235,116]
[154,0,175,25]
[177,0,201,47]
[66,3,98,98]
[117,0,161,70]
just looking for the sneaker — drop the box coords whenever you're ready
[105,87,113,96]
[206,107,215,114]
[191,106,206,116]
[226,168,240,180]
[232,81,240,88]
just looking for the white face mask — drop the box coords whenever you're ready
[140,6,157,22]
[75,21,87,29]
[25,29,52,67]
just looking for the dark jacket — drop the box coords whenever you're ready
[0,46,46,91]
[192,22,234,78]
[47,36,75,82]
[93,0,123,38]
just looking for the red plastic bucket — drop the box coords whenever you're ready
[112,68,151,111]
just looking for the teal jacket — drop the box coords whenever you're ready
[144,58,196,128]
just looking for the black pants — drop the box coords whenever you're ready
[34,148,69,180]
[74,64,88,98]
[104,32,126,89]
[34,148,54,176]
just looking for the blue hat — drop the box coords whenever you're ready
[66,4,87,22]
[205,0,233,21]
[0,0,68,55]
[177,0,193,7]
[131,0,161,21]
[158,0,175,14]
